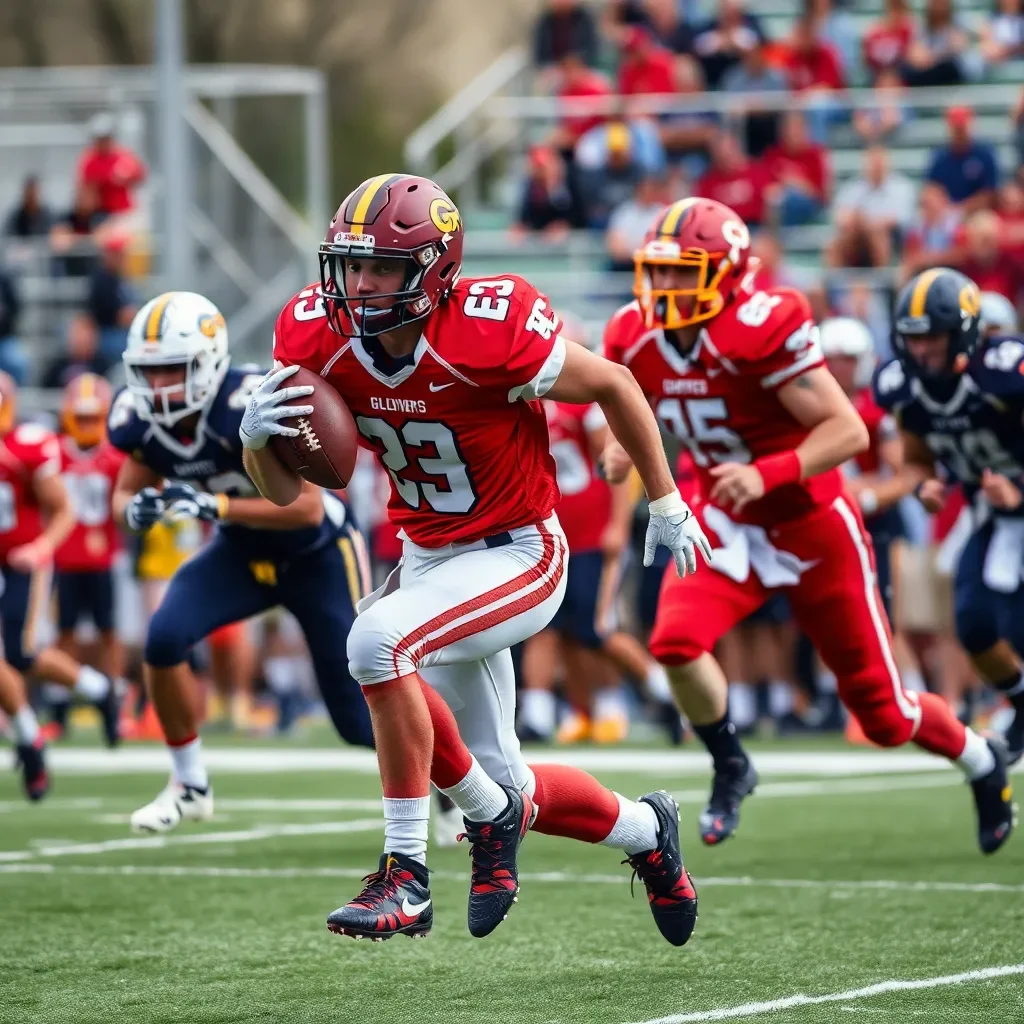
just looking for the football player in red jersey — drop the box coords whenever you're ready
[51,373,127,731]
[0,373,120,798]
[603,197,1011,853]
[519,396,679,744]
[244,173,710,945]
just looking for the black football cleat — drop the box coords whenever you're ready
[971,737,1016,855]
[459,784,533,938]
[699,755,759,846]
[624,791,698,947]
[95,677,122,748]
[326,852,432,941]
[15,739,49,802]
[1004,711,1024,767]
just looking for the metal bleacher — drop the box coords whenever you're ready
[404,0,1024,342]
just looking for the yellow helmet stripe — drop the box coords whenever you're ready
[144,292,175,342]
[909,268,944,319]
[657,198,699,239]
[348,173,402,236]
[79,373,96,401]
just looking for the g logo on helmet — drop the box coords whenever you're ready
[429,198,461,235]
[959,284,981,319]
[198,313,226,339]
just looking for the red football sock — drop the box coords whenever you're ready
[361,674,432,798]
[419,679,474,788]
[529,763,621,843]
[912,691,968,760]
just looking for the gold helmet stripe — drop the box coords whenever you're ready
[144,292,175,342]
[347,173,403,236]
[909,268,944,319]
[656,198,699,239]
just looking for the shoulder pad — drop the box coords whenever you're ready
[872,359,912,411]
[974,337,1024,398]
[273,285,334,370]
[728,287,814,361]
[106,389,146,451]
[603,300,644,362]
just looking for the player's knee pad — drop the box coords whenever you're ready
[954,600,1000,656]
[346,604,408,685]
[648,633,706,667]
[847,687,917,748]
[144,607,192,669]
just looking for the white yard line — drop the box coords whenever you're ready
[624,965,1024,1024]
[44,747,1012,776]
[2,863,1023,897]
[0,818,381,863]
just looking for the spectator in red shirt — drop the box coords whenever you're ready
[954,209,1024,304]
[76,113,146,218]
[617,26,678,99]
[862,0,916,82]
[782,15,846,143]
[783,15,845,92]
[551,52,614,150]
[998,179,1024,260]
[694,132,769,227]
[763,110,831,226]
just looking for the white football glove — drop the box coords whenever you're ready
[239,364,315,450]
[124,487,165,532]
[644,490,713,577]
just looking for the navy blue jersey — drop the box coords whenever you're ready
[108,366,347,557]
[874,337,1024,511]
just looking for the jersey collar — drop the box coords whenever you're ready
[349,334,428,389]
[910,374,975,416]
[654,329,705,376]
[145,404,212,460]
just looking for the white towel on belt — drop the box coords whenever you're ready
[704,506,818,588]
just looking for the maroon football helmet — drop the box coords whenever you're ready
[319,173,464,338]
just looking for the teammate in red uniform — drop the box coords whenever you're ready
[0,373,119,799]
[245,173,710,944]
[604,197,1012,854]
[53,374,127,711]
[520,396,677,743]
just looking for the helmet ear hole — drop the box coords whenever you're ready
[439,261,457,281]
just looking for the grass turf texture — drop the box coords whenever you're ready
[1,745,1023,1024]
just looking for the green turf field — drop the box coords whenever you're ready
[2,739,1023,1024]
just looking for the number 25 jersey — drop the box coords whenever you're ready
[604,280,841,528]
[273,276,565,547]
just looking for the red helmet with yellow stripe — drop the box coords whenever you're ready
[62,373,112,449]
[633,197,753,331]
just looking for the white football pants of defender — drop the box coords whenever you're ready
[347,514,567,797]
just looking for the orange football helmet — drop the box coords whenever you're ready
[633,197,753,331]
[62,373,112,449]
[0,371,17,437]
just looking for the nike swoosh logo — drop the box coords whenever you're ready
[429,382,455,392]
[706,368,722,378]
[401,897,431,917]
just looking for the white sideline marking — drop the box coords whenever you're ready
[624,965,1024,1024]
[43,747,1010,776]
[2,863,1023,897]
[0,818,381,863]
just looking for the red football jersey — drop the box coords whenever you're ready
[605,280,841,527]
[0,424,62,562]
[55,438,126,572]
[273,277,564,547]
[851,388,898,476]
[545,401,611,554]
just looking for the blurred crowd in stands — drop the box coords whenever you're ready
[1,113,145,386]
[518,0,1024,366]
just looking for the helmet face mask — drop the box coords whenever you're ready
[633,198,751,332]
[123,292,230,429]
[320,175,463,341]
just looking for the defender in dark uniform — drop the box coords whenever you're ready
[875,266,1024,769]
[110,291,372,834]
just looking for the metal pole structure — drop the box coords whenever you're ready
[304,75,329,272]
[155,0,192,288]
[212,95,236,242]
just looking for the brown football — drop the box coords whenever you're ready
[268,366,358,490]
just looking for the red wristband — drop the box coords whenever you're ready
[755,451,801,493]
